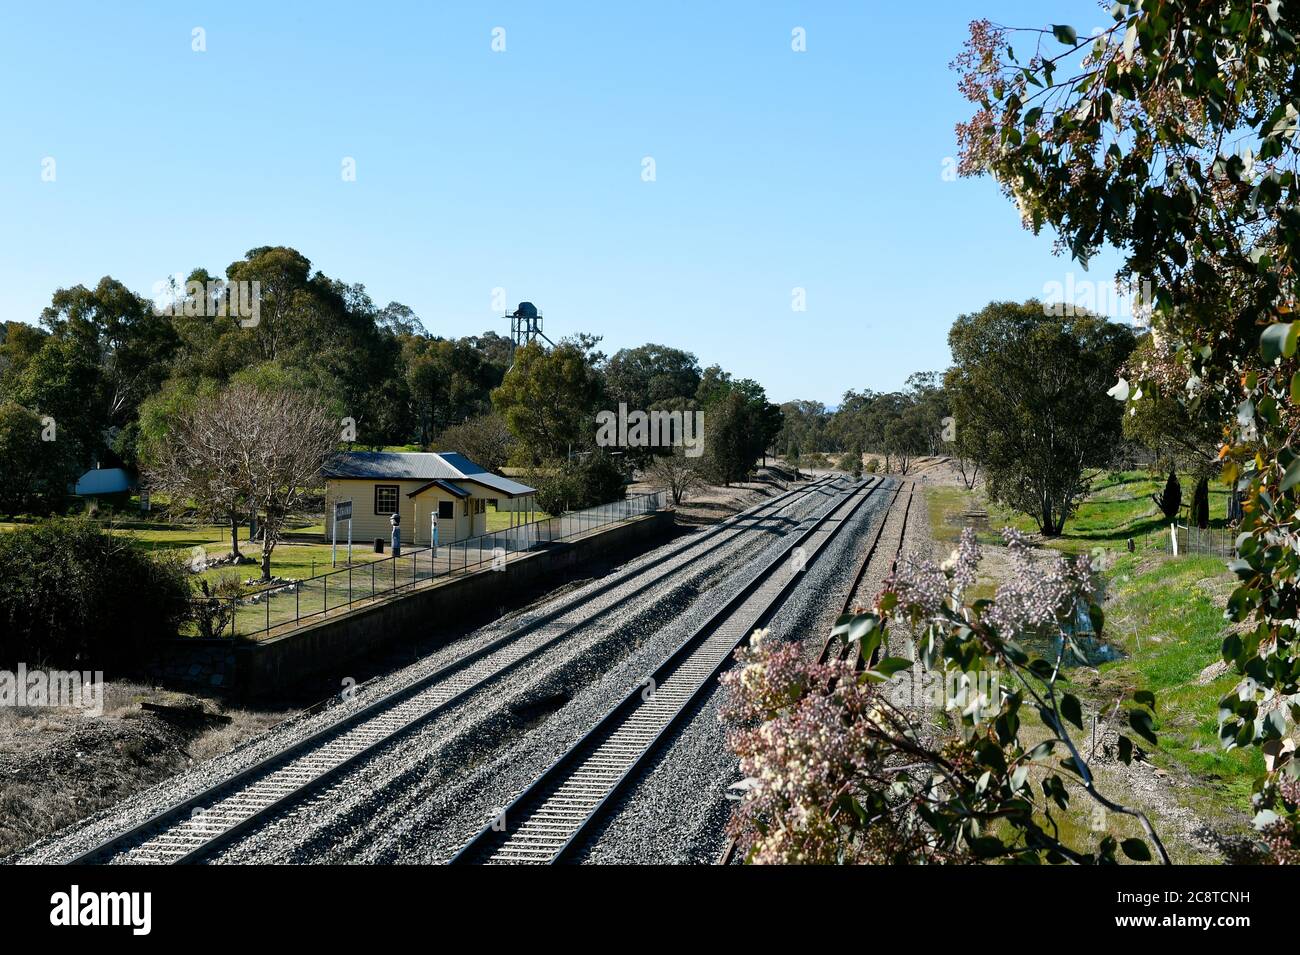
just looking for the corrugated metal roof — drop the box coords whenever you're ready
[406,478,471,499]
[323,452,458,480]
[324,452,535,497]
[74,468,133,496]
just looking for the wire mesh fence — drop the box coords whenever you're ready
[184,490,667,641]
[1164,523,1237,559]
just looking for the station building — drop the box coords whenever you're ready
[322,451,537,546]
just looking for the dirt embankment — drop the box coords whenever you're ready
[0,684,290,859]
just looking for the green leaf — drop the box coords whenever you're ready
[1263,708,1288,740]
[1253,808,1280,830]
[1120,838,1151,861]
[1227,560,1253,582]
[846,615,876,642]
[1281,456,1300,493]
[1010,765,1029,792]
[1058,756,1085,777]
[1129,708,1158,746]
[1088,602,1105,636]
[1260,321,1295,362]
[1027,740,1054,761]
[1061,693,1084,730]
[872,657,913,678]
[1051,24,1078,45]
[967,835,1005,858]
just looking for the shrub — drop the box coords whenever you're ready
[531,451,627,514]
[0,517,191,670]
[191,575,246,640]
[1151,470,1182,521]
[647,448,703,505]
[723,528,1167,864]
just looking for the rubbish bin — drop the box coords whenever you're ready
[374,537,385,554]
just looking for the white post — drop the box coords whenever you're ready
[1170,522,1179,556]
[347,515,352,565]
[332,506,338,567]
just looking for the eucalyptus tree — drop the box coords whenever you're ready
[492,340,607,464]
[946,301,1135,535]
[955,0,1300,854]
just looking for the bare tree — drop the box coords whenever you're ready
[955,455,980,490]
[238,387,337,581]
[147,383,337,580]
[146,392,252,562]
[648,448,703,505]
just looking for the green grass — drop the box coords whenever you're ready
[4,504,553,587]
[0,518,384,591]
[925,471,1258,836]
[485,505,553,533]
[927,470,1231,555]
[1096,550,1263,807]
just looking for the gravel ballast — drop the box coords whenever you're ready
[11,479,847,865]
[573,478,904,864]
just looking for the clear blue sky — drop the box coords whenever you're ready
[0,0,1121,406]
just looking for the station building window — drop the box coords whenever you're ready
[374,485,398,515]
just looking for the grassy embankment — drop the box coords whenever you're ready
[0,503,550,588]
[925,472,1262,849]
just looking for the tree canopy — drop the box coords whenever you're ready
[0,245,790,521]
[955,0,1300,856]
[946,300,1135,534]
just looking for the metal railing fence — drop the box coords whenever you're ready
[184,491,666,640]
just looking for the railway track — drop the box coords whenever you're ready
[817,482,914,667]
[449,477,884,865]
[715,481,914,865]
[69,475,842,865]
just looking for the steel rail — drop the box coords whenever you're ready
[816,482,914,667]
[449,477,884,865]
[717,480,914,866]
[68,476,841,865]
[814,481,907,665]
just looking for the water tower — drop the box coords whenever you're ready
[508,302,554,350]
